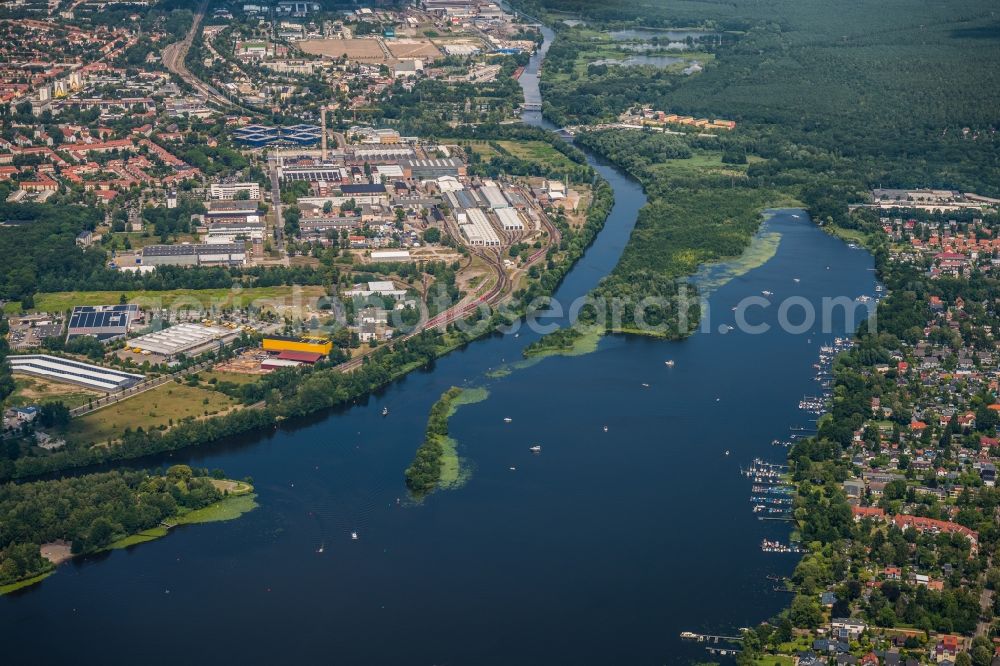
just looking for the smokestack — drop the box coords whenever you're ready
[321,107,327,161]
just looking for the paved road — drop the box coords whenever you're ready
[267,151,287,257]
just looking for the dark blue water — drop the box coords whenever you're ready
[0,26,877,666]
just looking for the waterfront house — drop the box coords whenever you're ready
[830,618,866,641]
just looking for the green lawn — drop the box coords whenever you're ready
[199,370,261,386]
[4,285,327,315]
[65,382,237,446]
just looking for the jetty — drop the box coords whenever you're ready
[679,631,743,643]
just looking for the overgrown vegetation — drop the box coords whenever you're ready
[0,465,239,588]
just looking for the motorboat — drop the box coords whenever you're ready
[504,417,512,423]
[664,360,675,367]
[603,425,609,432]
[351,532,358,541]
[382,406,389,417]
[529,445,541,453]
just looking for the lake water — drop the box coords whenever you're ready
[590,55,686,68]
[0,24,877,666]
[609,28,719,42]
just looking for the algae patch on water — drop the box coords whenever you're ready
[406,386,490,496]
[166,493,259,526]
[692,223,782,296]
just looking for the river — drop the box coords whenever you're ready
[0,25,877,665]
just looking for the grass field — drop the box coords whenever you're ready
[496,140,580,170]
[3,285,327,315]
[199,370,260,386]
[66,382,237,445]
[8,376,101,410]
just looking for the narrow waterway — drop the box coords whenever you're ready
[0,25,877,665]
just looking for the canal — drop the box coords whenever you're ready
[0,24,877,666]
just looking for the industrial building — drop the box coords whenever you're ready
[233,124,322,147]
[458,208,500,246]
[281,165,350,182]
[141,243,247,267]
[209,182,261,200]
[495,207,525,231]
[9,354,144,392]
[262,336,333,356]
[401,158,466,180]
[129,323,241,360]
[205,221,266,243]
[479,183,509,209]
[206,200,260,217]
[343,281,409,301]
[67,304,139,342]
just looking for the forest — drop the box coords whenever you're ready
[529,0,1000,196]
[0,465,224,587]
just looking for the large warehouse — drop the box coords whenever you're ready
[67,304,139,342]
[458,208,500,246]
[262,335,332,356]
[129,323,241,360]
[9,354,144,392]
[141,243,247,267]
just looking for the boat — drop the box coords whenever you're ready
[603,425,608,432]
[762,290,773,296]
[503,417,512,423]
[680,631,698,640]
[664,360,675,367]
[509,466,516,471]
[382,406,389,416]
[317,544,325,553]
[641,383,650,388]
[529,445,541,453]
[351,532,358,541]
[793,278,800,283]
[724,450,730,456]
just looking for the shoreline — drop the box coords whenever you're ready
[0,481,257,596]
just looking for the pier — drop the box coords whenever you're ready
[679,631,743,643]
